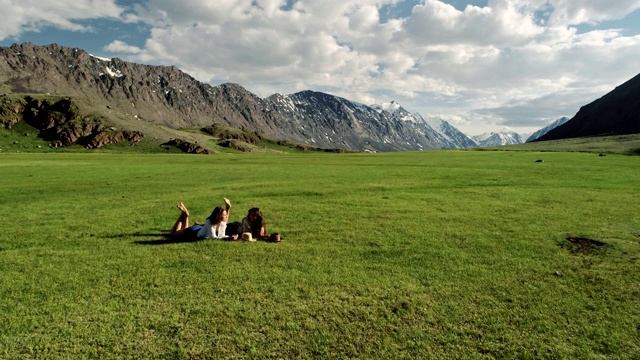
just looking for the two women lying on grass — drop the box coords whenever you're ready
[170,198,279,242]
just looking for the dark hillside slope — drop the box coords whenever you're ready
[537,73,640,141]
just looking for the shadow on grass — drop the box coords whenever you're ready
[105,231,206,245]
[133,235,206,245]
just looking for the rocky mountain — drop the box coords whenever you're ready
[472,128,524,147]
[0,43,309,141]
[0,42,458,152]
[526,117,569,142]
[536,72,640,141]
[370,101,477,149]
[266,92,451,151]
[424,117,478,148]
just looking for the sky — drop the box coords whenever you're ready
[1,0,640,135]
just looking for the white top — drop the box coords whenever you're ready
[197,218,227,239]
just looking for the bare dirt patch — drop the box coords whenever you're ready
[559,236,607,255]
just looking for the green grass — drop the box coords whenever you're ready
[1,151,639,358]
[0,121,53,152]
[0,78,11,95]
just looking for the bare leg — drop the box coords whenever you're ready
[171,203,190,235]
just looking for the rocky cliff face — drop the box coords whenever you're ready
[0,43,451,151]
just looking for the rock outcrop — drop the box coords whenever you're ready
[162,138,214,154]
[1,95,144,148]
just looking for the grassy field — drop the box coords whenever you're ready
[1,150,639,358]
[497,133,640,155]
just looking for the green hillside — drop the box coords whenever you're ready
[487,133,640,155]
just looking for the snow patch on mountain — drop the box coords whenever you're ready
[105,66,124,78]
[370,101,478,148]
[472,128,524,147]
[90,54,111,62]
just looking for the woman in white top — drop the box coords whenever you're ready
[170,198,238,240]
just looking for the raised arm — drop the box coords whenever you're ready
[223,197,232,217]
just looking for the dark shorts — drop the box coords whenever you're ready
[184,224,203,240]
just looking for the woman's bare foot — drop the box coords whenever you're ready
[177,202,189,216]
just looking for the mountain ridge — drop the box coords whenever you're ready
[0,42,471,152]
[5,42,621,152]
[371,102,480,149]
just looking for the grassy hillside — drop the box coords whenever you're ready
[489,133,640,155]
[1,151,639,358]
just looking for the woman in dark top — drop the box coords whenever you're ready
[239,207,268,240]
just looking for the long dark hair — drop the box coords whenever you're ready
[247,207,265,235]
[207,206,225,224]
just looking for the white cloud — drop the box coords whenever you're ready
[399,0,543,47]
[545,0,640,25]
[104,40,142,54]
[3,0,640,135]
[0,0,126,39]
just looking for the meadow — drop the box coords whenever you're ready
[0,150,639,359]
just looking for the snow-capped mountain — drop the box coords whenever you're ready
[265,93,459,151]
[526,117,569,142]
[424,117,478,148]
[371,102,455,149]
[371,102,475,149]
[472,128,525,147]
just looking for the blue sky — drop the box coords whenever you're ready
[2,0,640,135]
